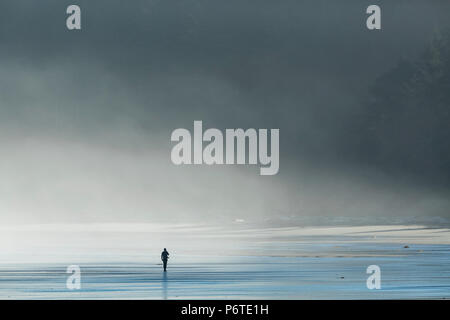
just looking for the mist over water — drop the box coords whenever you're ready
[1,0,450,301]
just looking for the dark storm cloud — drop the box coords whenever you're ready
[0,0,449,224]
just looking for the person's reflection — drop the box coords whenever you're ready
[162,271,168,300]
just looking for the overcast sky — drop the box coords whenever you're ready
[1,0,449,225]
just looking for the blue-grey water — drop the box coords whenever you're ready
[1,239,449,299]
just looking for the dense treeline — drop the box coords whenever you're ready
[357,30,450,185]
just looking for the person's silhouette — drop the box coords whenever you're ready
[161,248,169,272]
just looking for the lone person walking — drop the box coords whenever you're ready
[161,248,169,272]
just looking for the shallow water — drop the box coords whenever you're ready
[1,241,449,299]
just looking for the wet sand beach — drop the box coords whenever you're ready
[1,224,449,299]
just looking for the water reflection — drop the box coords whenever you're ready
[162,272,168,300]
